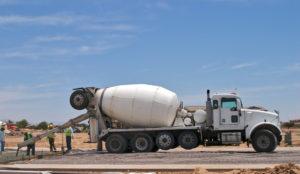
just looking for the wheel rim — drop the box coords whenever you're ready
[73,94,84,106]
[110,139,121,151]
[135,137,148,151]
[183,134,195,144]
[159,134,172,147]
[257,135,271,149]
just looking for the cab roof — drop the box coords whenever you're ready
[212,92,238,99]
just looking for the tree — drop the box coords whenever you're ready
[7,120,14,124]
[282,122,295,129]
[36,121,49,130]
[16,119,28,128]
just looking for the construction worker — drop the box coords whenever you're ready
[24,132,35,156]
[0,127,5,152]
[64,126,73,152]
[47,123,56,152]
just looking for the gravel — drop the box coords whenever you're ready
[16,147,300,165]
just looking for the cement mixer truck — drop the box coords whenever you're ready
[70,84,282,153]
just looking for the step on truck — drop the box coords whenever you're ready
[69,84,282,153]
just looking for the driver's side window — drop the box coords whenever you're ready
[221,98,237,110]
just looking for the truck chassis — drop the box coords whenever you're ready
[100,126,203,153]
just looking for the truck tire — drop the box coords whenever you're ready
[151,145,159,152]
[252,129,277,152]
[155,132,175,150]
[178,131,199,150]
[70,90,89,110]
[131,133,154,153]
[172,142,179,149]
[105,134,128,153]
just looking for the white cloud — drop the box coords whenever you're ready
[33,35,78,43]
[0,14,138,32]
[0,47,71,60]
[231,63,256,69]
[0,14,86,26]
[0,84,59,104]
[0,13,140,60]
[240,83,300,94]
[287,63,300,71]
[0,83,73,123]
[0,41,120,60]
[0,0,19,5]
[207,0,250,2]
[80,24,137,32]
[79,44,113,54]
[156,1,171,10]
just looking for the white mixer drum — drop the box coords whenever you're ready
[100,84,179,127]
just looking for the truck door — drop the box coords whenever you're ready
[219,97,244,130]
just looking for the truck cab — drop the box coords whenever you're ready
[212,93,244,131]
[210,93,282,152]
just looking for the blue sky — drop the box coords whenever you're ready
[0,0,299,123]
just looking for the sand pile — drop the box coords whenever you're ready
[192,163,300,174]
[264,163,300,174]
[193,168,210,174]
[240,163,300,174]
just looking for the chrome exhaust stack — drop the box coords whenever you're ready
[206,89,213,127]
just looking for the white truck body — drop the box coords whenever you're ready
[69,84,282,153]
[211,93,281,140]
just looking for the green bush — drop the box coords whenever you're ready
[36,121,49,130]
[16,119,29,129]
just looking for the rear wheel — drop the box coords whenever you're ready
[155,132,175,150]
[252,129,277,152]
[131,133,154,153]
[105,134,128,153]
[151,145,159,152]
[178,131,199,150]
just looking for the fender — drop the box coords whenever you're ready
[246,122,282,141]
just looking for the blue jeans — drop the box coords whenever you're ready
[27,144,35,156]
[1,141,4,152]
[66,136,72,151]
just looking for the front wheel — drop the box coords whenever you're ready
[252,129,277,152]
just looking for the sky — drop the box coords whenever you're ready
[0,0,299,123]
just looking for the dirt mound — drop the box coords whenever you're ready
[193,167,210,174]
[222,163,300,174]
[265,163,300,174]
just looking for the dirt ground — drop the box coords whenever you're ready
[201,163,300,174]
[5,131,96,150]
[12,146,298,165]
[2,128,300,174]
[282,128,300,146]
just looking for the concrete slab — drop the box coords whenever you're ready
[0,164,300,172]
